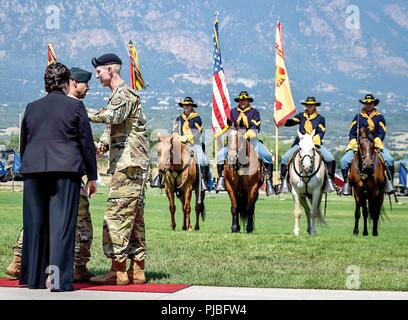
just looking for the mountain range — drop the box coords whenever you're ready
[0,0,407,140]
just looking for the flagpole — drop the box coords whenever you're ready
[274,19,280,187]
[214,137,218,181]
[274,126,279,186]
[214,10,220,183]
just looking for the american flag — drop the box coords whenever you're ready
[211,16,231,138]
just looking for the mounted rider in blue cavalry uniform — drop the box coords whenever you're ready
[215,91,275,196]
[277,96,337,194]
[340,94,395,195]
[151,97,210,191]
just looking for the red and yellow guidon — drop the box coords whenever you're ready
[275,65,286,87]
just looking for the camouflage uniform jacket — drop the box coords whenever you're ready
[88,81,150,174]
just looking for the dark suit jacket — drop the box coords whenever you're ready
[20,90,97,181]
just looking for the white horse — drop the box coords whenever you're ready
[288,130,327,236]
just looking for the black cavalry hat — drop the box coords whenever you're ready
[301,96,321,106]
[359,94,379,106]
[178,97,198,108]
[69,67,92,82]
[91,53,122,68]
[234,91,254,103]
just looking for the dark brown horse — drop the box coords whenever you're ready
[224,128,262,233]
[157,133,205,231]
[349,126,386,236]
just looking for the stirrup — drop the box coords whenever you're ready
[265,179,275,197]
[150,175,162,188]
[201,178,209,192]
[385,179,395,194]
[215,177,226,192]
[342,182,352,196]
[324,178,336,193]
[280,178,290,193]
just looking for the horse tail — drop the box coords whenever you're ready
[195,187,205,221]
[316,193,328,226]
[316,206,328,226]
[196,196,205,222]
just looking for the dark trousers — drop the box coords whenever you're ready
[19,173,81,291]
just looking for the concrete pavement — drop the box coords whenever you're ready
[0,285,407,300]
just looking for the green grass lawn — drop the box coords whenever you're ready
[0,185,407,291]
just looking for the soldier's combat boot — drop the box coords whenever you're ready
[385,165,395,194]
[89,260,129,286]
[215,164,226,192]
[200,166,209,192]
[6,255,21,278]
[150,173,164,188]
[264,162,275,197]
[128,257,146,284]
[324,160,337,193]
[74,264,94,283]
[341,169,352,196]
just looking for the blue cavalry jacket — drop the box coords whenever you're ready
[347,108,387,150]
[229,106,261,139]
[285,111,326,146]
[173,112,203,143]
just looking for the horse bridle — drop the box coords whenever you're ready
[358,136,375,174]
[292,148,323,195]
[163,136,193,190]
[227,129,248,169]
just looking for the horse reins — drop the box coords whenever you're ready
[292,148,323,196]
[165,136,194,190]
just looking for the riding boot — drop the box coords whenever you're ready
[150,173,164,188]
[324,160,336,193]
[200,166,209,192]
[341,168,352,196]
[385,165,395,194]
[276,164,289,194]
[263,162,275,196]
[215,164,226,192]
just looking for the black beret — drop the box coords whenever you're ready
[70,67,92,82]
[91,53,122,68]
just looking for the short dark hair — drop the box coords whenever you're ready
[44,62,71,93]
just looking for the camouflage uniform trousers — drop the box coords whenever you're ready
[12,184,93,266]
[103,166,147,263]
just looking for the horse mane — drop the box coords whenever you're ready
[359,126,374,142]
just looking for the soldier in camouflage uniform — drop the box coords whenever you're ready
[87,53,150,285]
[5,67,95,282]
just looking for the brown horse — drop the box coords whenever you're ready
[224,128,263,233]
[349,126,386,236]
[157,133,205,231]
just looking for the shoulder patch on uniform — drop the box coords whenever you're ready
[111,98,123,106]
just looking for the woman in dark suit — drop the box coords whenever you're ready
[19,63,97,292]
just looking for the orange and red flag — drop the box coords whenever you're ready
[274,22,296,126]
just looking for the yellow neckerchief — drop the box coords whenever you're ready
[303,111,318,134]
[181,111,199,136]
[236,105,252,128]
[360,108,379,132]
